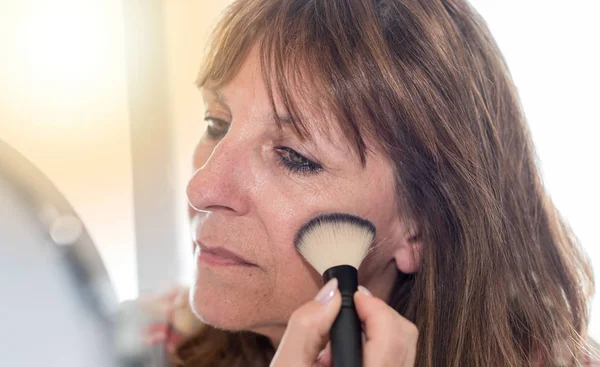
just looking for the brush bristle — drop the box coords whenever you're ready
[294,213,376,275]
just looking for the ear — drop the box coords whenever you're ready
[393,219,422,274]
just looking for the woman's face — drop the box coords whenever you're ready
[187,48,410,341]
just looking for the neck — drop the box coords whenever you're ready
[250,325,286,348]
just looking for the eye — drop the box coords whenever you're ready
[275,146,323,175]
[204,117,230,140]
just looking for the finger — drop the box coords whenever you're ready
[146,323,169,335]
[171,289,204,336]
[316,341,332,367]
[271,278,341,366]
[166,330,185,354]
[173,287,189,308]
[139,287,184,319]
[143,287,182,306]
[144,324,168,345]
[171,307,203,336]
[354,286,418,366]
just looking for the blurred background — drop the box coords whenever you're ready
[1,0,598,337]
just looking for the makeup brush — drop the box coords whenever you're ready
[294,212,376,367]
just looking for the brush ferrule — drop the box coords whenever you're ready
[323,265,359,299]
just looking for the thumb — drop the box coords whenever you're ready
[271,278,341,366]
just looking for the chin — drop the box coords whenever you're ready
[189,276,271,331]
[190,286,290,345]
[190,285,239,330]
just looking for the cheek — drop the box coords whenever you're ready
[264,240,323,314]
[260,192,321,277]
[353,167,399,229]
[254,186,331,299]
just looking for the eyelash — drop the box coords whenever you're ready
[275,146,323,176]
[203,116,322,176]
[204,117,230,140]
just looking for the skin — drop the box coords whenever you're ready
[186,46,421,346]
[272,282,419,366]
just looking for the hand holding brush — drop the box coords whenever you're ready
[270,213,419,367]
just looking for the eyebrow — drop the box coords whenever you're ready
[268,112,293,126]
[204,87,294,127]
[203,87,230,107]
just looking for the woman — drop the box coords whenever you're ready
[147,0,598,365]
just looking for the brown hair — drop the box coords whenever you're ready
[174,0,595,365]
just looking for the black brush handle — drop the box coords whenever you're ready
[323,265,362,367]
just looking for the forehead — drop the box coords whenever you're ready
[199,47,398,213]
[201,47,357,158]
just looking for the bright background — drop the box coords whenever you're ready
[1,0,598,338]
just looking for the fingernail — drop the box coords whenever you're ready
[315,278,338,304]
[317,348,326,361]
[358,285,372,296]
[174,290,187,308]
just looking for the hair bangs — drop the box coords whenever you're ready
[196,0,385,164]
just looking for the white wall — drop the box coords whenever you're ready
[162,0,233,285]
[0,0,233,301]
[470,0,600,338]
[0,0,137,301]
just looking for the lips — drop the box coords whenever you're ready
[196,242,256,267]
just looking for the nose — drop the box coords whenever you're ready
[186,137,251,216]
